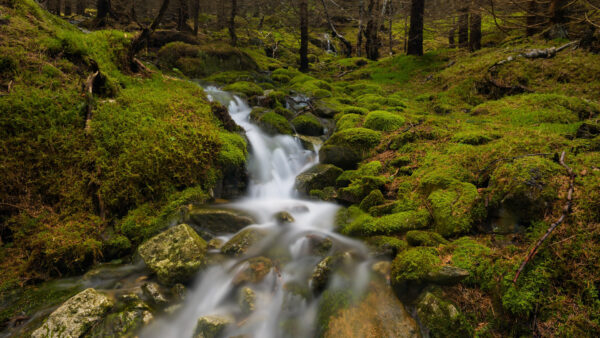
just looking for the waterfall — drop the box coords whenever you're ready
[140,87,370,338]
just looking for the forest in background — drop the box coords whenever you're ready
[1,0,600,336]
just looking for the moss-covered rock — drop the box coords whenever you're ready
[233,256,273,286]
[326,128,382,152]
[310,255,343,293]
[406,230,449,247]
[451,131,498,145]
[138,224,207,286]
[428,182,482,238]
[292,113,324,136]
[366,236,409,258]
[337,176,387,204]
[363,110,405,131]
[194,315,233,338]
[186,207,255,236]
[238,287,256,314]
[343,209,430,236]
[274,211,295,224]
[223,81,263,98]
[295,164,343,195]
[390,247,441,301]
[359,189,385,211]
[250,107,293,135]
[318,145,362,169]
[415,290,472,338]
[336,113,364,131]
[32,288,114,338]
[88,295,153,338]
[488,156,562,223]
[221,228,268,256]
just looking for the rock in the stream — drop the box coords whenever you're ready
[318,145,361,170]
[221,227,268,256]
[238,287,257,314]
[310,255,343,293]
[186,207,255,235]
[88,294,153,337]
[32,288,114,338]
[233,256,274,286]
[324,280,420,338]
[194,315,234,338]
[142,282,168,306]
[295,164,343,195]
[274,211,295,224]
[138,224,208,286]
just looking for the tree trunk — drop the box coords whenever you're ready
[320,0,352,57]
[229,0,237,46]
[365,0,381,60]
[76,0,86,15]
[549,0,567,24]
[177,0,190,31]
[357,0,364,56]
[448,27,456,48]
[96,0,111,25]
[388,0,393,56]
[407,0,424,56]
[217,1,226,30]
[127,0,171,71]
[64,0,72,16]
[526,0,540,36]
[192,0,200,35]
[299,0,309,72]
[469,1,481,51]
[458,4,469,48]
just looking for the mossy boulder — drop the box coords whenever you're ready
[223,81,264,98]
[295,164,343,195]
[415,290,472,338]
[274,211,295,224]
[390,247,441,301]
[363,110,405,131]
[88,295,153,337]
[292,113,324,136]
[310,255,344,293]
[336,113,364,131]
[238,287,256,314]
[326,128,382,153]
[337,176,387,204]
[359,189,385,211]
[343,209,430,236]
[488,156,562,223]
[250,107,293,135]
[319,145,362,169]
[194,315,233,338]
[406,230,449,247]
[221,227,268,256]
[32,288,114,338]
[186,207,255,236]
[138,224,208,286]
[428,182,482,238]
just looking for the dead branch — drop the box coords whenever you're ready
[489,41,579,71]
[513,151,576,283]
[84,71,99,134]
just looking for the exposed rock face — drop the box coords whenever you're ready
[138,224,208,286]
[295,164,343,195]
[325,281,420,338]
[194,315,233,338]
[32,288,114,338]
[221,228,268,256]
[186,207,255,235]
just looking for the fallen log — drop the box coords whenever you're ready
[513,151,576,283]
[489,41,579,71]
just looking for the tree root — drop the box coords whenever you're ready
[513,151,576,284]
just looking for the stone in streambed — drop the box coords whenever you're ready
[138,224,208,286]
[233,256,274,286]
[186,207,255,235]
[194,315,234,338]
[221,227,268,256]
[32,288,114,338]
[142,282,168,306]
[274,211,295,224]
[295,164,343,195]
[87,294,153,337]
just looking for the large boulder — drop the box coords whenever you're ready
[194,315,233,338]
[324,280,420,338]
[295,164,343,195]
[186,207,255,236]
[138,224,208,286]
[32,288,114,338]
[319,145,362,170]
[292,113,324,136]
[221,228,268,256]
[88,294,153,337]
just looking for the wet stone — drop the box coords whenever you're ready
[194,315,234,338]
[142,282,168,306]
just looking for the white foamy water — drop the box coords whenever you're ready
[140,87,371,338]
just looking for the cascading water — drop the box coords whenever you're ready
[141,88,371,338]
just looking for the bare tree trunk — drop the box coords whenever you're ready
[458,4,469,48]
[299,0,309,72]
[403,3,408,53]
[229,0,237,46]
[407,0,424,56]
[320,0,352,57]
[469,1,481,51]
[193,0,200,35]
[549,0,567,24]
[177,0,190,31]
[526,0,540,36]
[365,0,381,60]
[64,0,72,16]
[357,0,364,56]
[76,0,86,15]
[96,0,111,25]
[388,0,393,56]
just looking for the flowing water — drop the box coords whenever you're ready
[140,88,372,338]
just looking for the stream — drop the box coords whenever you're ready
[139,88,373,337]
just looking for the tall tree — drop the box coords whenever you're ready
[229,0,237,46]
[64,0,72,16]
[526,0,541,36]
[76,0,86,15]
[192,0,200,35]
[469,1,481,51]
[365,0,387,60]
[299,0,309,72]
[95,0,111,25]
[357,0,365,56]
[407,0,424,56]
[127,0,171,71]
[458,4,469,48]
[177,0,190,31]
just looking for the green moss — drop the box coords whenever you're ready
[203,71,255,85]
[391,247,441,285]
[451,131,499,145]
[406,230,449,247]
[316,289,353,336]
[416,290,473,338]
[292,113,323,136]
[223,81,264,97]
[217,132,247,167]
[366,236,408,258]
[359,189,385,211]
[450,237,493,287]
[327,128,381,152]
[363,110,405,132]
[290,75,333,98]
[336,113,363,131]
[341,106,369,115]
[338,176,388,204]
[428,182,482,238]
[343,209,430,236]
